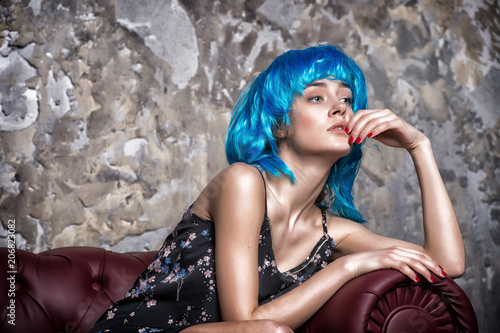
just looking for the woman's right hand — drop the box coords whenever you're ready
[336,246,446,283]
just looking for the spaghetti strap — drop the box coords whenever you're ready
[255,166,268,217]
[321,209,328,234]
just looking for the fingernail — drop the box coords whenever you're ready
[345,127,349,133]
[439,265,447,277]
[349,136,354,143]
[430,276,435,283]
[368,132,373,138]
[415,276,420,282]
[355,137,362,144]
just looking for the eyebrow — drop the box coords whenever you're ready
[306,81,350,89]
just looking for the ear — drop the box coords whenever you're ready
[274,125,287,140]
[274,113,293,142]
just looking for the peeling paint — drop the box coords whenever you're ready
[0,44,39,131]
[115,0,199,89]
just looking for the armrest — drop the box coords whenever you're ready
[298,269,478,333]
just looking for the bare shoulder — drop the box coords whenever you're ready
[218,162,264,185]
[207,162,264,198]
[327,213,370,250]
[327,213,423,257]
[192,163,266,222]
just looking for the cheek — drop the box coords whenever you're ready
[296,109,320,126]
[347,108,355,120]
[288,114,316,139]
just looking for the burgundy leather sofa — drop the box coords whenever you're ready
[0,247,478,332]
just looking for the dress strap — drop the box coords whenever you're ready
[321,209,328,234]
[256,167,268,217]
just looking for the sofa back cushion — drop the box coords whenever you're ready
[0,247,155,333]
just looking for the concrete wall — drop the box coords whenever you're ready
[0,0,498,331]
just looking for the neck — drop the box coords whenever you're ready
[264,149,341,224]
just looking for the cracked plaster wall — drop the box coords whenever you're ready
[0,0,498,331]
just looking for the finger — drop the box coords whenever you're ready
[390,260,426,283]
[348,113,398,144]
[366,118,404,138]
[346,108,383,132]
[347,109,396,137]
[406,258,436,283]
[389,247,445,282]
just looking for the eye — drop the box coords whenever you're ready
[308,96,323,103]
[340,97,353,105]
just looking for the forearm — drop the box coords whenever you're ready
[180,320,292,333]
[180,266,349,333]
[182,259,354,331]
[409,139,465,277]
[250,258,354,330]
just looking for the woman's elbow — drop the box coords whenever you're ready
[445,259,465,279]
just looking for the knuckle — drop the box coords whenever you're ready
[388,246,401,254]
[395,261,407,271]
[407,258,419,267]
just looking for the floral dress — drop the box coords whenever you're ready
[90,180,335,333]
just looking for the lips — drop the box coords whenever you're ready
[327,121,347,132]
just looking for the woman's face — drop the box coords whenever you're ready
[281,79,354,159]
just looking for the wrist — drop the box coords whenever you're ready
[408,137,432,158]
[332,255,360,280]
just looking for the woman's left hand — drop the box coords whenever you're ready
[346,108,428,152]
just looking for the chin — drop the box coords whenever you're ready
[326,145,352,161]
[336,144,353,157]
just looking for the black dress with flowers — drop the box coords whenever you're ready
[90,180,335,333]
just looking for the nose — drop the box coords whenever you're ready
[329,100,348,118]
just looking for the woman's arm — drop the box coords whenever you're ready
[208,163,264,321]
[343,108,465,277]
[409,138,465,277]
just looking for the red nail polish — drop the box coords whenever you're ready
[355,137,362,144]
[368,132,373,138]
[415,276,420,282]
[439,265,447,276]
[430,276,435,283]
[349,136,354,143]
[345,127,349,133]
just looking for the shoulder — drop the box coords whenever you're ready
[327,213,369,247]
[327,212,425,257]
[193,163,266,222]
[211,163,265,196]
[221,162,264,183]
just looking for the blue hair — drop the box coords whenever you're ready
[225,44,367,222]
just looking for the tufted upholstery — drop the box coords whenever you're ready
[298,269,478,333]
[0,247,478,333]
[0,247,155,333]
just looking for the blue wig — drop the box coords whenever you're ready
[225,44,367,222]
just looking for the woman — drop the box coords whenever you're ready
[90,44,464,333]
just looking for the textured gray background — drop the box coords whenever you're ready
[0,0,498,331]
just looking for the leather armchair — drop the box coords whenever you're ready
[0,247,478,332]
